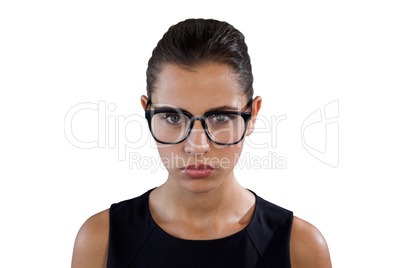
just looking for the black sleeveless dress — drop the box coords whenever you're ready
[107,187,293,267]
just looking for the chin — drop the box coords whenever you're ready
[172,172,223,194]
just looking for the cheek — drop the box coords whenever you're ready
[209,144,244,170]
[156,145,182,169]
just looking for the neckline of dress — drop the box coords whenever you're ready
[145,187,259,242]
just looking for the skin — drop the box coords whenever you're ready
[71,63,332,267]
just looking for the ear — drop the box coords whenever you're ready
[140,95,149,111]
[246,96,262,136]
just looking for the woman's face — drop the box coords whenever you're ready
[141,63,261,194]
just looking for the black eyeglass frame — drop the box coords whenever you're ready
[144,100,253,145]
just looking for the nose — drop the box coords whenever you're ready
[184,120,210,155]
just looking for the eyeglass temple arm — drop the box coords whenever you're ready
[145,99,152,110]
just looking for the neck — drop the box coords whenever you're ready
[155,172,251,225]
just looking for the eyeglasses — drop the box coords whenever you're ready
[145,100,252,145]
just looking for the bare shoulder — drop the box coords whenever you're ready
[71,209,110,268]
[290,216,332,268]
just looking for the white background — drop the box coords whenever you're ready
[1,1,401,267]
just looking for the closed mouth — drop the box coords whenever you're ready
[181,164,214,170]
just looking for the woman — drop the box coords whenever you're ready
[72,18,332,267]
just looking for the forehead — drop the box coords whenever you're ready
[152,63,247,113]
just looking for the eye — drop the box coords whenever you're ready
[210,114,232,124]
[162,113,184,124]
[215,114,228,122]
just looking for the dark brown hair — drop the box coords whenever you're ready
[146,18,253,101]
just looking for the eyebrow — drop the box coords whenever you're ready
[152,105,244,114]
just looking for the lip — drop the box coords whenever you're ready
[181,164,215,178]
[182,164,214,170]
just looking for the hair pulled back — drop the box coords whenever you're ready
[146,18,253,101]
